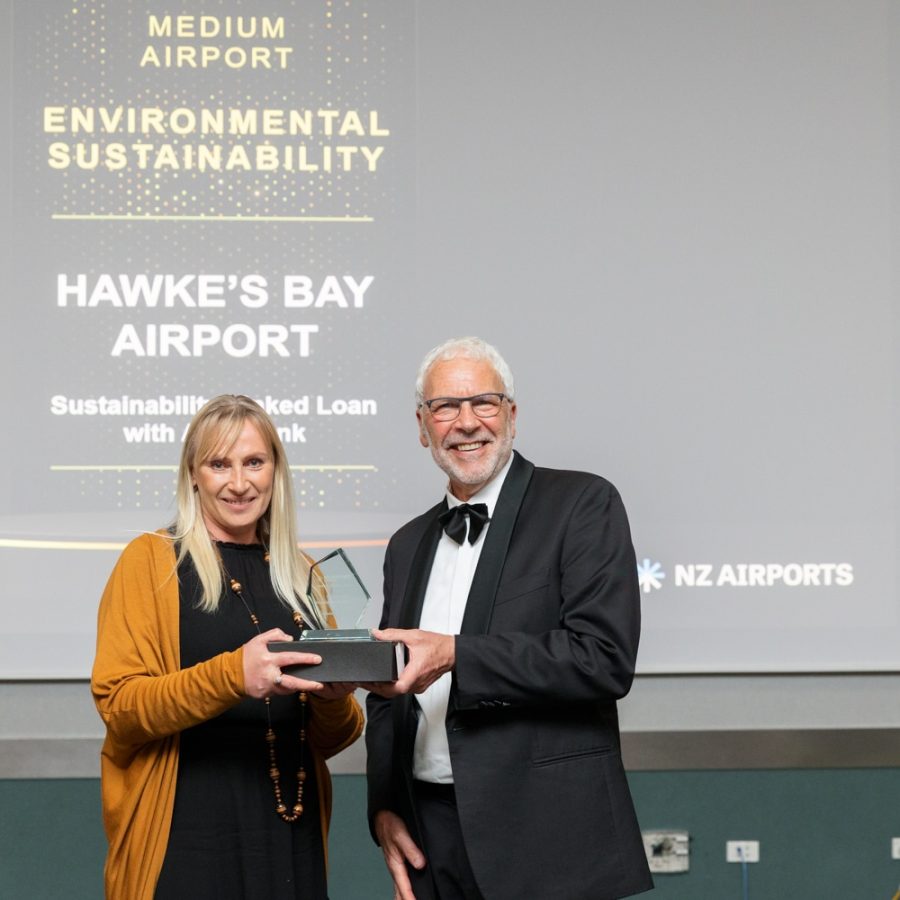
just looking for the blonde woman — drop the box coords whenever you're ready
[92,395,363,900]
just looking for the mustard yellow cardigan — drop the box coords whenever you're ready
[91,532,364,900]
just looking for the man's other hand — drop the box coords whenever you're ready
[374,809,426,900]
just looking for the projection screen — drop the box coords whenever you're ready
[1,0,896,677]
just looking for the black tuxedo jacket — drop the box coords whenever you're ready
[366,452,653,900]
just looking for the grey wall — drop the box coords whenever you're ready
[4,673,899,780]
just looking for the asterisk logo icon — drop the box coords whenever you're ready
[637,558,665,593]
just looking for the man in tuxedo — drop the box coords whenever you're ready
[365,337,653,900]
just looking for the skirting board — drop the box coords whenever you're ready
[3,729,899,779]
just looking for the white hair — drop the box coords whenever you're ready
[415,336,515,405]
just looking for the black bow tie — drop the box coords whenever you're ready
[439,503,490,545]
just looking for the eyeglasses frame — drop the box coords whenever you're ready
[419,392,509,422]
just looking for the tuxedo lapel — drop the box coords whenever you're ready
[395,502,445,629]
[460,452,534,635]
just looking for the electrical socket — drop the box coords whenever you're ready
[726,840,760,863]
[642,831,689,873]
[891,837,900,860]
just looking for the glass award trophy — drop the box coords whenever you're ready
[268,548,399,682]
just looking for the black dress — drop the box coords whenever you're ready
[155,542,327,900]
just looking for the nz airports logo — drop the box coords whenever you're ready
[636,558,853,594]
[637,559,666,593]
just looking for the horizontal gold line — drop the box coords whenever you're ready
[52,214,373,223]
[50,464,378,472]
[51,465,177,472]
[0,537,388,551]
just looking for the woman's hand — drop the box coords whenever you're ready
[242,628,325,698]
[308,682,359,700]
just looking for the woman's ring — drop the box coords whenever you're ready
[274,672,283,686]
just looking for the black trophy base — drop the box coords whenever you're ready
[268,632,399,682]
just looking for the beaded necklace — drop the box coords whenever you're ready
[226,550,309,824]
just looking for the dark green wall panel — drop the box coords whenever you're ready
[0,779,106,900]
[2,771,899,898]
[631,770,900,897]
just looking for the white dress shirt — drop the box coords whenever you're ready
[412,455,514,783]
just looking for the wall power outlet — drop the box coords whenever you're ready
[726,840,760,863]
[642,831,689,873]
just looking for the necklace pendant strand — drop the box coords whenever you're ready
[227,553,306,823]
[264,696,307,822]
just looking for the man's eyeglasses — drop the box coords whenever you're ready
[420,392,508,422]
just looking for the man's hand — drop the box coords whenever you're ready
[374,810,425,900]
[366,628,455,696]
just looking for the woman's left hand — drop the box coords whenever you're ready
[243,627,327,698]
[242,628,359,699]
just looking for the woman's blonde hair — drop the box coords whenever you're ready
[171,394,326,627]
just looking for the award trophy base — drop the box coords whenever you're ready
[269,630,400,682]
